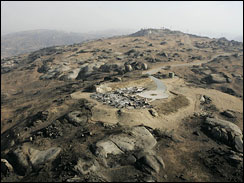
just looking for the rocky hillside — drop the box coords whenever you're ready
[1,28,243,182]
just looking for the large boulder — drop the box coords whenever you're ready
[129,126,157,150]
[99,63,123,72]
[142,63,148,70]
[95,140,124,158]
[74,158,100,175]
[135,152,165,174]
[7,148,29,175]
[76,62,104,80]
[28,147,61,167]
[95,126,157,157]
[65,111,88,126]
[76,64,94,79]
[206,74,227,83]
[93,85,112,93]
[202,117,243,152]
[67,68,81,80]
[1,159,13,176]
[125,64,133,72]
[7,146,61,175]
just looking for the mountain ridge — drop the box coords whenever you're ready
[1,29,129,58]
[2,28,242,59]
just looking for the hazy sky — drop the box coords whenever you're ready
[1,1,243,40]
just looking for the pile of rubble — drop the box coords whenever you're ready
[90,87,152,109]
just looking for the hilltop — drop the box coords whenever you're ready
[1,28,243,182]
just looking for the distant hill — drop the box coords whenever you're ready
[1,29,112,58]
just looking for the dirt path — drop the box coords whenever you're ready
[164,77,243,130]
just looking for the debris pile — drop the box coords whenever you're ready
[90,87,152,109]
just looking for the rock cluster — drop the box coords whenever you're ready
[90,87,151,109]
[202,117,243,153]
[26,111,48,127]
[37,121,63,139]
[1,57,21,73]
[200,146,243,181]
[200,95,212,105]
[124,61,148,71]
[93,125,165,174]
